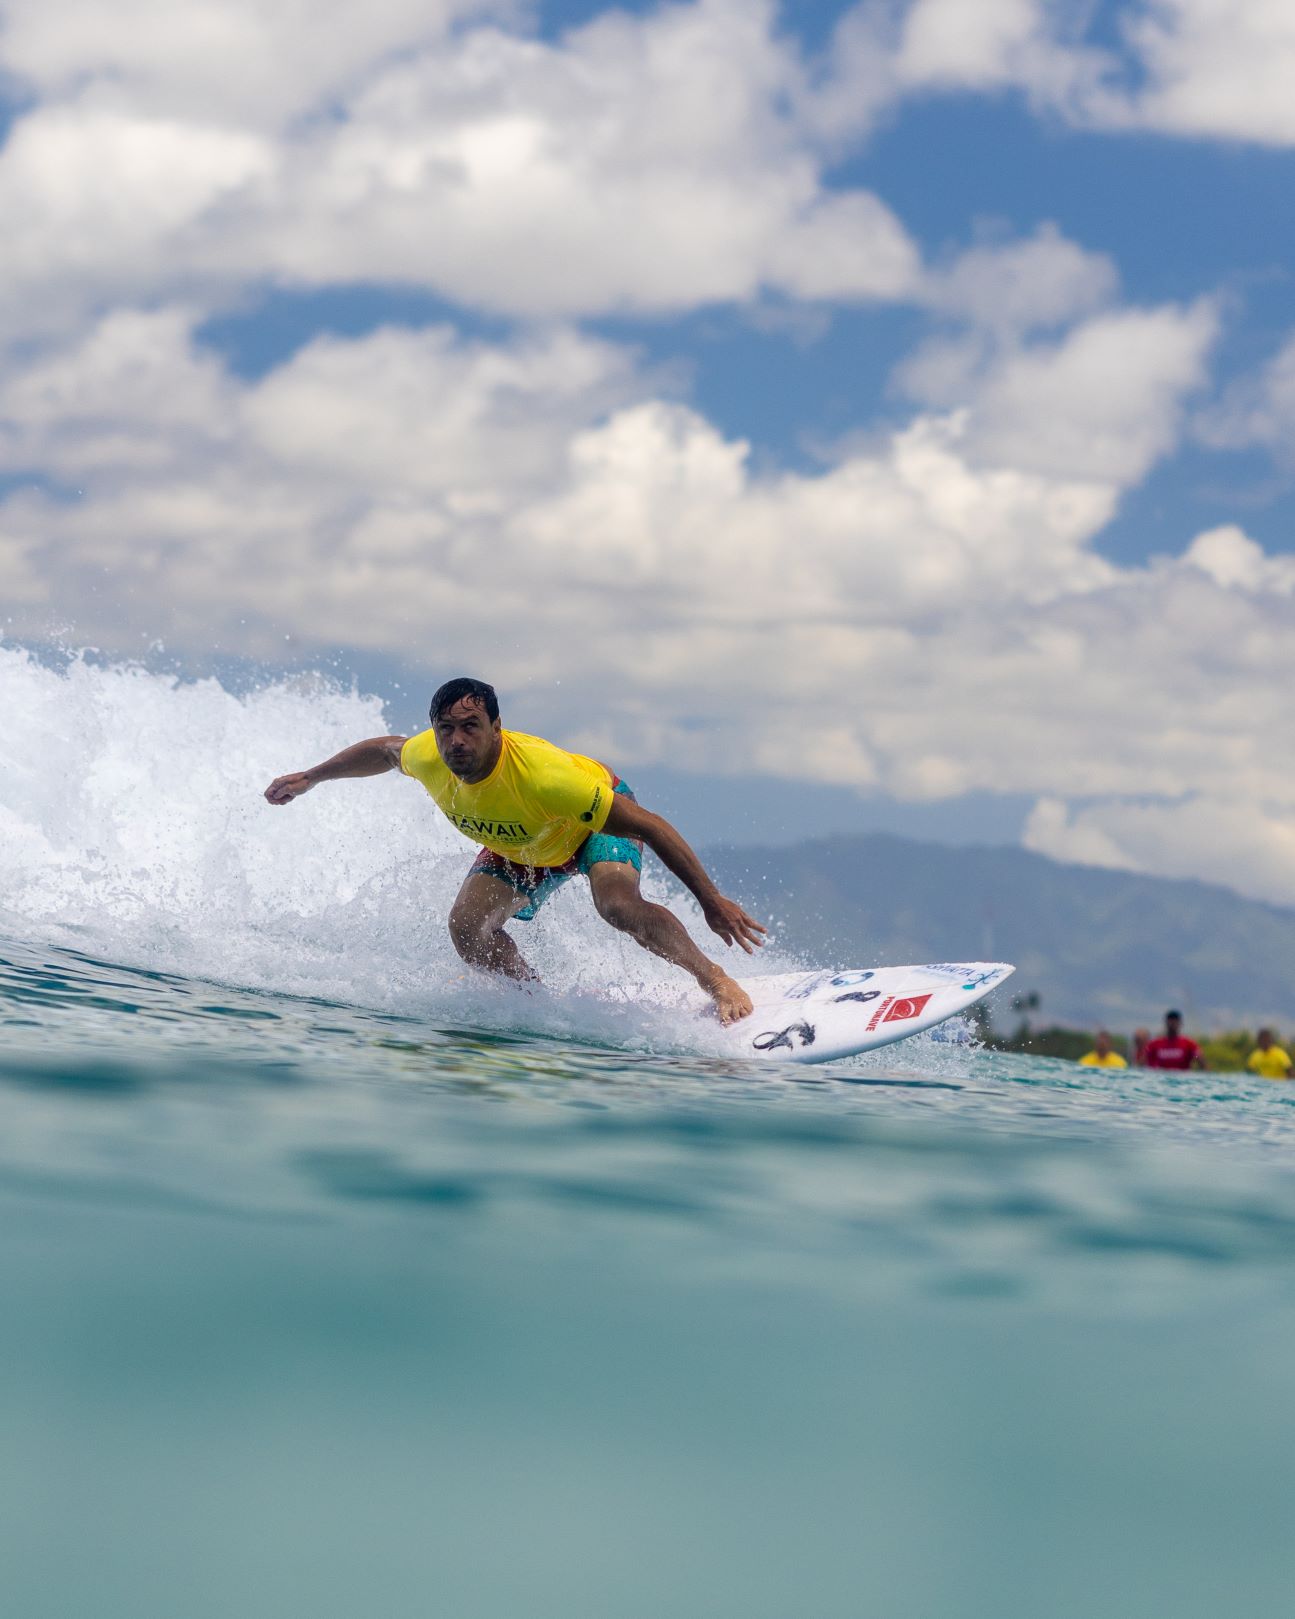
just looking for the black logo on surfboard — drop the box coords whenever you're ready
[833,990,881,1005]
[753,1021,816,1052]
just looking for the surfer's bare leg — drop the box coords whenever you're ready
[588,863,753,1024]
[448,873,537,983]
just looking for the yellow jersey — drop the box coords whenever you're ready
[1247,1046,1292,1080]
[401,727,614,867]
[1079,1051,1128,1068]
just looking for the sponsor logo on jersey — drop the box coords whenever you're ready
[451,815,530,841]
[579,786,604,824]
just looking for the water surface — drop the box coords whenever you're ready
[3,648,1294,1618]
[5,937,1295,1619]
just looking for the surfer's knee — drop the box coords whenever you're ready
[448,904,493,961]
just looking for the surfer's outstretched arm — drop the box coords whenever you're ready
[264,736,408,804]
[600,796,766,953]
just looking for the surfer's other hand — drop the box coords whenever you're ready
[264,772,314,805]
[703,894,767,953]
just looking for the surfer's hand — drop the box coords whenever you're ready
[702,894,767,954]
[264,772,314,805]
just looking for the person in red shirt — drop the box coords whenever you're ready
[1142,1010,1207,1071]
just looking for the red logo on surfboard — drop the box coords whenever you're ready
[883,994,931,1023]
[867,992,933,1030]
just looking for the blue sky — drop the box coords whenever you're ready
[1,0,1294,894]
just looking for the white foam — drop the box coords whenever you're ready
[0,643,784,1052]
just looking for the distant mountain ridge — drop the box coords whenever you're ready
[701,833,1295,1032]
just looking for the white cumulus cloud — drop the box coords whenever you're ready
[2,308,1292,917]
[922,225,1120,336]
[1119,0,1295,145]
[1025,793,1295,907]
[0,0,921,327]
[1197,329,1295,462]
[897,300,1219,482]
[0,0,501,125]
[820,0,1295,148]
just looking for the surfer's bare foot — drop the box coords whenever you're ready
[702,969,753,1025]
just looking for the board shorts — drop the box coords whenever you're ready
[469,778,643,920]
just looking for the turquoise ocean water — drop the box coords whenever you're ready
[4,646,1295,1618]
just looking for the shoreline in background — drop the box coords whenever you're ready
[979,1012,1285,1075]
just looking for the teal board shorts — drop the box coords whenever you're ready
[468,778,643,920]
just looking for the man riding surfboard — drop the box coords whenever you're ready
[264,678,765,1023]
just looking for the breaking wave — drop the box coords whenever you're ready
[0,642,797,1053]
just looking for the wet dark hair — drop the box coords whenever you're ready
[429,677,499,725]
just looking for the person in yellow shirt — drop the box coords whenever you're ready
[265,676,765,1023]
[1246,1028,1293,1081]
[1079,1029,1128,1069]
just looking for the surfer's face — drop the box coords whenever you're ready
[434,697,500,781]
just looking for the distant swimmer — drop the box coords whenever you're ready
[1246,1028,1292,1081]
[1078,1030,1127,1069]
[264,677,765,1024]
[1142,1009,1207,1072]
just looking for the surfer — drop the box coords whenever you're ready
[264,677,765,1023]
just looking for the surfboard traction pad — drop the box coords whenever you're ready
[712,962,1016,1064]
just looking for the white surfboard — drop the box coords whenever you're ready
[704,962,1015,1064]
